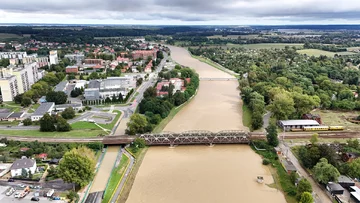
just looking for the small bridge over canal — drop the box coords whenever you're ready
[104,130,252,146]
[200,78,238,81]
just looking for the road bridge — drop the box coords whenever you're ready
[199,78,238,81]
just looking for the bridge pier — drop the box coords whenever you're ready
[209,143,215,147]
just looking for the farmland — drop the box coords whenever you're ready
[0,33,24,40]
[297,49,356,57]
[190,43,304,50]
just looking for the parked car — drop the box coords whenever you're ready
[14,192,20,198]
[17,184,25,188]
[31,197,40,201]
[34,185,42,189]
[6,187,15,196]
[8,178,14,182]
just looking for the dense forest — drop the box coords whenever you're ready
[189,46,360,129]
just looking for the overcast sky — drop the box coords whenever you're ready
[1,0,360,25]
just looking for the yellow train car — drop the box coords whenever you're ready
[303,126,329,131]
[329,126,344,131]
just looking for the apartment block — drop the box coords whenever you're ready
[0,76,19,102]
[49,50,59,65]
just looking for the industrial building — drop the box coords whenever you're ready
[84,76,135,101]
[277,120,320,131]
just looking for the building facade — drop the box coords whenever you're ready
[10,158,37,177]
[0,52,27,60]
[132,50,157,60]
[0,76,18,102]
[49,50,59,65]
[64,54,85,64]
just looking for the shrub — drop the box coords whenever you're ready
[262,159,270,165]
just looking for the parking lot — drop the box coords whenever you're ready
[0,186,66,203]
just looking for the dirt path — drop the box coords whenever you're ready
[163,46,248,132]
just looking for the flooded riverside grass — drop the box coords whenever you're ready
[124,46,286,203]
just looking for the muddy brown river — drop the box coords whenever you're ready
[125,46,286,203]
[163,45,248,132]
[126,146,286,203]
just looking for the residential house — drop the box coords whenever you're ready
[37,153,48,161]
[30,102,55,121]
[10,158,36,177]
[65,66,79,74]
[326,182,345,195]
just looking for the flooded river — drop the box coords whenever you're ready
[163,45,247,132]
[126,145,286,203]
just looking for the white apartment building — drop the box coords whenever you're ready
[0,75,18,102]
[0,62,40,95]
[64,54,85,64]
[49,50,58,65]
[0,52,27,60]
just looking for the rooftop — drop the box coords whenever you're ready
[327,182,344,191]
[10,158,36,170]
[338,175,354,183]
[54,81,68,92]
[32,102,54,116]
[278,120,320,126]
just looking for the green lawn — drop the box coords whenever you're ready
[0,120,20,126]
[98,110,122,130]
[190,43,304,50]
[242,104,252,129]
[1,102,23,112]
[130,92,139,102]
[71,121,100,130]
[0,129,103,137]
[102,154,130,203]
[28,103,40,113]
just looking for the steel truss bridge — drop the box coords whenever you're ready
[139,130,250,146]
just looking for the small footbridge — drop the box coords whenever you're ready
[199,78,238,81]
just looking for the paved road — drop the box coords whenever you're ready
[280,142,332,203]
[110,148,135,203]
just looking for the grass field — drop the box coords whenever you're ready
[71,121,100,130]
[208,35,260,39]
[28,103,40,113]
[1,102,23,112]
[98,110,122,130]
[312,109,360,131]
[297,49,356,57]
[242,104,252,129]
[0,120,20,126]
[0,129,103,137]
[0,33,23,40]
[190,43,303,50]
[102,154,130,203]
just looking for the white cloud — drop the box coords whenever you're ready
[1,0,360,24]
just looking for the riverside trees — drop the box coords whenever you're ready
[191,46,360,119]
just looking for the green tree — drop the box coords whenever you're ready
[61,107,76,119]
[14,93,24,104]
[136,78,143,87]
[21,97,32,107]
[143,87,157,98]
[40,113,56,132]
[21,168,28,178]
[310,133,319,145]
[58,147,96,188]
[126,113,150,135]
[299,192,313,203]
[338,89,354,101]
[173,92,186,106]
[313,158,340,184]
[66,191,79,202]
[348,158,360,178]
[296,178,312,200]
[132,138,146,148]
[46,91,68,104]
[240,86,253,105]
[56,117,71,132]
[268,93,295,120]
[266,123,279,147]
[251,112,263,130]
[23,118,32,126]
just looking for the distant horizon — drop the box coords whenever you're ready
[1,23,360,27]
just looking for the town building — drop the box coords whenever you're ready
[35,57,49,68]
[302,114,322,124]
[326,182,345,195]
[350,185,360,202]
[10,158,37,177]
[54,103,82,111]
[1,62,40,94]
[65,66,79,74]
[84,76,135,100]
[144,60,153,73]
[30,102,55,121]
[0,75,18,102]
[0,52,27,60]
[132,50,157,60]
[54,81,68,92]
[84,59,103,65]
[277,120,320,131]
[0,109,24,121]
[156,78,188,97]
[49,50,59,65]
[64,54,85,64]
[22,53,38,64]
